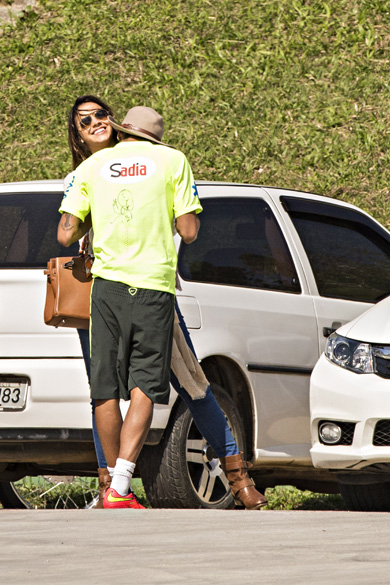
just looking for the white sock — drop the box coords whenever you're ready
[111,458,136,496]
[107,466,115,477]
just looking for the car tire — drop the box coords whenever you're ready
[0,476,99,509]
[338,481,390,512]
[0,482,30,509]
[139,384,246,509]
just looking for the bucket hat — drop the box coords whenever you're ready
[108,106,173,147]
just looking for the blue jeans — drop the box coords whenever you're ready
[77,328,107,469]
[172,301,238,458]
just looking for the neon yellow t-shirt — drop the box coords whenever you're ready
[59,141,202,294]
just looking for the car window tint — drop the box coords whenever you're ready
[178,197,301,293]
[282,196,390,302]
[0,192,79,268]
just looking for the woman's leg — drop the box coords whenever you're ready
[77,328,107,469]
[171,372,238,457]
[173,301,267,509]
[173,302,238,457]
[91,399,108,469]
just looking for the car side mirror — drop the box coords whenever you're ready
[323,322,342,338]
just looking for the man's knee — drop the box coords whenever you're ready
[95,398,120,411]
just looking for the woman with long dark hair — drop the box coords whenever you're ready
[65,95,117,507]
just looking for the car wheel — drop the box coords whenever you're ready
[139,384,246,509]
[338,481,390,512]
[0,476,99,509]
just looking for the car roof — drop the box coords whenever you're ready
[195,181,367,211]
[0,179,64,193]
[0,178,333,198]
[0,179,370,215]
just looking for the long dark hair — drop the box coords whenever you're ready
[68,95,117,169]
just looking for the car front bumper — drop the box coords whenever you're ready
[310,354,390,471]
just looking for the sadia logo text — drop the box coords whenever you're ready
[100,157,157,184]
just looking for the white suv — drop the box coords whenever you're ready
[1,180,390,510]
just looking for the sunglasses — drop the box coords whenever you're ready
[78,108,109,128]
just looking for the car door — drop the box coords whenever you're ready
[279,195,390,353]
[177,184,319,464]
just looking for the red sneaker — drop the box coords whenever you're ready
[103,487,146,509]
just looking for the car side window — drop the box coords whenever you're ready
[282,196,390,303]
[0,192,79,268]
[178,196,301,293]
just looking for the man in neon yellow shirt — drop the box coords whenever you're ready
[58,106,202,509]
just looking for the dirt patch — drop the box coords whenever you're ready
[0,0,37,22]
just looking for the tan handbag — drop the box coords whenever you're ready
[44,255,92,329]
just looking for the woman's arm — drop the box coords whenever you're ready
[57,212,92,247]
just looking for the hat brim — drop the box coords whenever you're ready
[108,116,174,148]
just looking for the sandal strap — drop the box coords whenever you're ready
[230,477,256,492]
[223,460,249,472]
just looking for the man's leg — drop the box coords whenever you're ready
[119,386,153,462]
[102,388,152,509]
[90,279,123,470]
[103,287,173,508]
[94,398,122,468]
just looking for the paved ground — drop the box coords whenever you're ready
[1,508,390,584]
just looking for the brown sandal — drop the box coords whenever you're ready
[220,453,267,510]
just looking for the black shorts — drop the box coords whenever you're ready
[90,278,174,404]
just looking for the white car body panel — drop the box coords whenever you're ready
[0,269,82,357]
[2,179,390,489]
[178,283,318,463]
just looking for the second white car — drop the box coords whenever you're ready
[311,295,390,511]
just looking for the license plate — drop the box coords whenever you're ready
[0,378,28,411]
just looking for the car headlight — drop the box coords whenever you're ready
[325,333,374,374]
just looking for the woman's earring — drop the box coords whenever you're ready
[80,138,84,143]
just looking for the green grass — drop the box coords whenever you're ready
[137,482,346,511]
[264,486,346,511]
[0,1,387,511]
[1,0,390,226]
[113,483,347,511]
[3,476,150,509]
[12,475,100,509]
[131,478,150,508]
[0,478,345,510]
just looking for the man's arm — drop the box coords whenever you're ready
[57,213,92,247]
[175,212,200,244]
